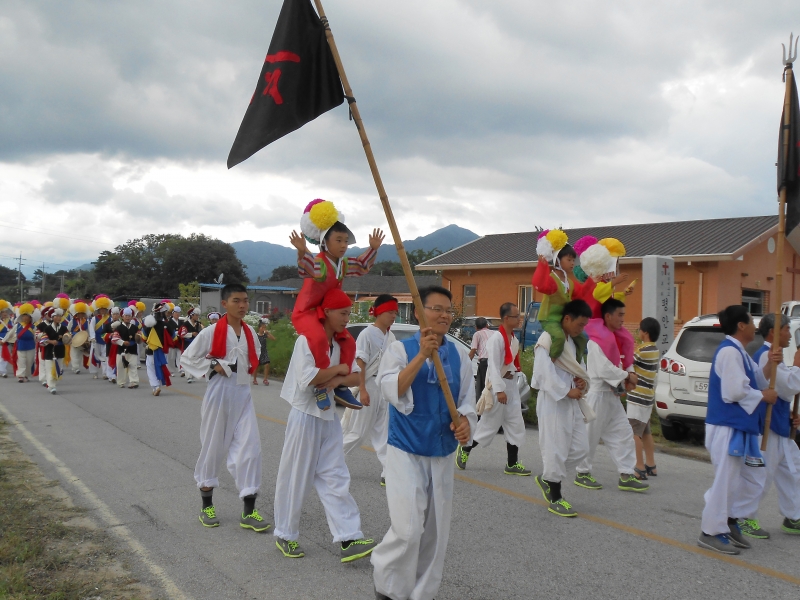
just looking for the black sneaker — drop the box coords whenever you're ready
[504,462,532,476]
[727,521,751,549]
[341,538,376,563]
[333,386,363,410]
[455,446,469,470]
[737,518,770,539]
[782,517,800,534]
[698,532,740,555]
[199,506,220,527]
[574,472,603,490]
[276,538,305,558]
[618,474,649,493]
[240,509,271,533]
[535,475,555,503]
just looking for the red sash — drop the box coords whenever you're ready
[208,315,258,375]
[500,326,521,370]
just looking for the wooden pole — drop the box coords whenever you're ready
[763,65,794,451]
[312,0,462,425]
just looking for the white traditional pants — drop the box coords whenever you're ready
[537,391,589,483]
[194,375,262,497]
[38,350,47,384]
[145,355,160,389]
[471,378,525,447]
[702,424,747,536]
[45,358,63,391]
[0,355,9,376]
[168,347,181,373]
[372,445,454,600]
[116,354,140,387]
[731,431,800,521]
[342,375,389,477]
[70,346,85,372]
[576,389,636,476]
[273,408,363,543]
[89,342,106,375]
[15,349,34,378]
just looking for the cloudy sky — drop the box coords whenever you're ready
[0,0,795,276]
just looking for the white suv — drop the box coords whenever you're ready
[655,315,800,442]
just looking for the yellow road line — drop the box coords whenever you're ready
[0,400,192,600]
[173,386,800,587]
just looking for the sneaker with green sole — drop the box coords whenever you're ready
[341,538,377,563]
[535,475,555,503]
[574,472,603,490]
[737,518,770,539]
[199,506,220,528]
[455,446,470,470]
[380,477,386,487]
[504,462,531,476]
[618,474,649,492]
[276,538,305,558]
[782,518,800,534]
[240,509,271,532]
[548,498,578,518]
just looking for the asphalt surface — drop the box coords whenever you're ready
[1,369,799,600]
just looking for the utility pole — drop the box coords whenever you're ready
[41,261,46,298]
[16,253,24,303]
[58,275,65,293]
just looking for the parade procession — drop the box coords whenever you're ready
[4,1,800,599]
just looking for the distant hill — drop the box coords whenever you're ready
[232,224,479,281]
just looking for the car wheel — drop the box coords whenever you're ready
[659,419,684,442]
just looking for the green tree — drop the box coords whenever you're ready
[178,281,200,313]
[407,248,442,271]
[269,265,299,281]
[0,265,22,287]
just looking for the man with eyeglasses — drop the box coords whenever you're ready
[456,302,530,476]
[372,285,476,600]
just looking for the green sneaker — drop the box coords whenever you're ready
[455,446,470,470]
[276,538,305,558]
[548,498,578,518]
[782,518,800,535]
[504,462,532,476]
[341,538,377,563]
[574,472,603,490]
[240,509,271,533]
[737,518,770,539]
[535,475,555,503]
[199,505,220,528]
[380,477,386,487]
[618,474,649,492]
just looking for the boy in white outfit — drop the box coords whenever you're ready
[181,284,268,533]
[533,299,592,517]
[731,313,800,539]
[342,294,398,485]
[456,302,529,475]
[274,287,376,563]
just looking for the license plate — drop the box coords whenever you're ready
[694,380,709,392]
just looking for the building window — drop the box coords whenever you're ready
[518,285,533,310]
[463,285,477,317]
[256,300,271,314]
[742,289,765,316]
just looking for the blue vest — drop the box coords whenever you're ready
[16,324,36,351]
[387,334,462,457]
[752,344,792,438]
[706,338,765,435]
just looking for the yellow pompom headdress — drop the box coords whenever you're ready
[53,294,71,311]
[0,299,11,313]
[598,238,626,258]
[70,301,89,316]
[535,229,569,263]
[300,199,356,248]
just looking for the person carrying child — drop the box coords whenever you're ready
[289,198,384,410]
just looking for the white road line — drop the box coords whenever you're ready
[0,400,192,600]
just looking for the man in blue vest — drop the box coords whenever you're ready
[372,286,476,600]
[698,305,781,555]
[731,313,800,538]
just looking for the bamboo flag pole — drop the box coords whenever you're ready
[312,0,461,426]
[763,48,796,451]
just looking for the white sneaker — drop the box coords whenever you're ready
[49,388,57,394]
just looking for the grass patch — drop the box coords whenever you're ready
[0,418,153,599]
[264,317,298,378]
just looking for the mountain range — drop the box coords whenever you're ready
[232,224,479,281]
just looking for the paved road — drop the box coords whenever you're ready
[1,370,799,600]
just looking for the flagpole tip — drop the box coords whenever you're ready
[783,33,799,66]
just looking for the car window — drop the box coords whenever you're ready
[347,325,368,340]
[744,334,764,357]
[793,306,800,317]
[675,327,726,363]
[391,329,416,341]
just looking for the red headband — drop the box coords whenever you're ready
[370,300,399,317]
[317,288,353,320]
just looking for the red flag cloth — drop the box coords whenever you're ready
[1,342,12,365]
[227,0,344,168]
[779,66,800,236]
[208,315,259,376]
[107,340,118,373]
[500,326,521,370]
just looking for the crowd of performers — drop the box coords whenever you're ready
[0,294,212,396]
[3,201,800,599]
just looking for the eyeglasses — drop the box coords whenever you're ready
[423,305,456,316]
[506,314,521,319]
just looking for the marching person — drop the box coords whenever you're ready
[113,307,140,389]
[468,317,492,400]
[0,299,13,378]
[698,305,780,554]
[182,284,268,533]
[68,300,91,374]
[181,308,204,383]
[253,318,275,385]
[40,308,68,394]
[14,303,38,382]
[730,313,800,538]
[574,298,648,492]
[208,312,221,325]
[533,299,593,517]
[456,302,529,476]
[36,306,53,387]
[88,295,113,380]
[141,303,171,396]
[372,286,476,600]
[167,306,183,376]
[274,287,376,562]
[341,294,398,486]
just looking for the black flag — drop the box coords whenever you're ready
[227,0,344,169]
[779,67,800,237]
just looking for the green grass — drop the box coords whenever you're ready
[264,317,298,378]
